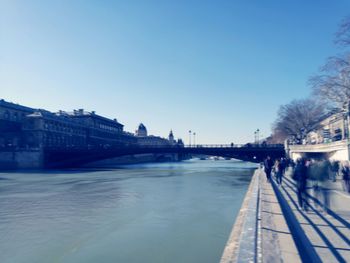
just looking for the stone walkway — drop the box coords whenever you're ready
[221,168,350,262]
[258,169,301,263]
[221,169,301,263]
[274,168,350,262]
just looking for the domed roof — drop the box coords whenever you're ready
[136,123,148,137]
[138,123,146,130]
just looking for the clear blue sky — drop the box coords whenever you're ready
[1,0,349,144]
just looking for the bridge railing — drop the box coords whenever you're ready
[5,143,284,152]
[184,144,284,148]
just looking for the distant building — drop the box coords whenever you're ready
[0,99,136,149]
[169,130,175,145]
[0,99,36,148]
[287,110,350,161]
[63,109,135,147]
[0,99,184,152]
[23,110,87,148]
[135,123,147,137]
[306,111,346,144]
[134,123,183,147]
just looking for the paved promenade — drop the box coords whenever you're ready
[221,169,301,263]
[274,168,350,262]
[258,169,301,262]
[221,167,350,263]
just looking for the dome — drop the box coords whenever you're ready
[138,123,146,130]
[136,123,147,137]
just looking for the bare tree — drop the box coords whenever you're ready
[268,128,288,144]
[335,16,350,47]
[273,99,325,142]
[310,53,350,108]
[310,16,350,107]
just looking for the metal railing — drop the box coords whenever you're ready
[184,144,284,148]
[0,143,284,151]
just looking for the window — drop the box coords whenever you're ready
[4,111,10,119]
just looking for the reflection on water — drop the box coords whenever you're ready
[0,159,256,263]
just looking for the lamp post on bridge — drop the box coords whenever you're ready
[254,130,257,144]
[254,129,260,144]
[193,132,196,147]
[189,130,192,147]
[254,131,257,144]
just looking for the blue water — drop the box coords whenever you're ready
[0,159,256,263]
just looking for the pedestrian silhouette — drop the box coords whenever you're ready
[293,158,308,210]
[264,156,273,183]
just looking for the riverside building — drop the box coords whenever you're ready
[135,123,183,147]
[306,111,346,144]
[287,110,350,161]
[0,99,136,150]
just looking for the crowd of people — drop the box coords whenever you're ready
[263,156,350,212]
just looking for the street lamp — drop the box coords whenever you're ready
[189,130,192,147]
[193,132,196,146]
[254,129,260,144]
[254,130,257,144]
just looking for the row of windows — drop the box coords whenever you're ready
[1,110,25,121]
[98,123,122,132]
[44,121,86,135]
[43,134,86,146]
[90,129,127,140]
[43,121,122,135]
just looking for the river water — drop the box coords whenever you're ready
[0,159,256,263]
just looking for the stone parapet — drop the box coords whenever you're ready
[221,169,301,263]
[220,170,260,263]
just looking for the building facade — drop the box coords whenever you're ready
[288,110,350,161]
[0,99,36,148]
[0,99,137,150]
[135,123,183,147]
[306,111,347,145]
[135,123,147,137]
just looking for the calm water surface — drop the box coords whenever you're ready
[0,159,256,263]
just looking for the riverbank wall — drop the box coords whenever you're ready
[0,150,186,170]
[82,153,184,167]
[220,168,301,263]
[0,149,43,169]
[220,169,260,263]
[221,165,350,262]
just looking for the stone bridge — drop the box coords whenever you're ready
[44,144,285,168]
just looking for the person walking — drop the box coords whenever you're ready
[294,158,308,210]
[280,157,287,176]
[331,161,340,182]
[320,160,331,212]
[274,159,283,185]
[341,161,350,193]
[264,156,273,183]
